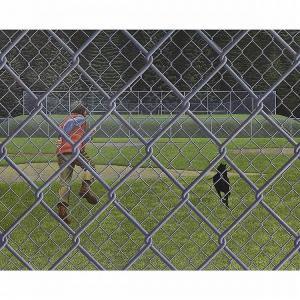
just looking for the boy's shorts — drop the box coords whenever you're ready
[57,150,96,203]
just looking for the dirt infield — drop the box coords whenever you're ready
[92,143,296,156]
[0,162,263,184]
[92,142,145,148]
[230,147,294,155]
[1,146,292,183]
[92,142,187,148]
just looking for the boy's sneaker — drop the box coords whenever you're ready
[57,202,71,224]
[79,180,98,204]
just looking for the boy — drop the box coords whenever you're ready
[56,103,98,224]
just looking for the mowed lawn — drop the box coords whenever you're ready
[1,136,299,172]
[0,137,299,270]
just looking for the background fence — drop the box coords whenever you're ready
[0,30,299,270]
[23,90,277,115]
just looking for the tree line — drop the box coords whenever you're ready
[0,30,299,118]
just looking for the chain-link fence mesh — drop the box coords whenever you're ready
[0,30,299,270]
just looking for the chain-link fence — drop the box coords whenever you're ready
[0,30,299,270]
[23,90,277,115]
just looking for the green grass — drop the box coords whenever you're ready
[1,137,299,174]
[0,172,299,270]
[0,136,299,270]
[1,113,299,138]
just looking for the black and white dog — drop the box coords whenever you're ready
[213,163,231,208]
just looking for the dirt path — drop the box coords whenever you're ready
[92,142,187,148]
[0,163,262,184]
[89,144,296,156]
[92,142,145,148]
[231,147,294,155]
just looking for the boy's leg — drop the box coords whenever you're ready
[57,153,74,223]
[75,149,98,204]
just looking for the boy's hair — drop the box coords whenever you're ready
[71,103,87,115]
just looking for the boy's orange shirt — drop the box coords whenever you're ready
[56,113,87,154]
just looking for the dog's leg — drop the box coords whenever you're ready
[217,189,226,205]
[223,193,230,208]
[216,189,222,201]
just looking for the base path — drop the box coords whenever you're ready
[0,163,262,184]
[231,147,295,155]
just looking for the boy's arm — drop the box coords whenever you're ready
[82,121,96,145]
